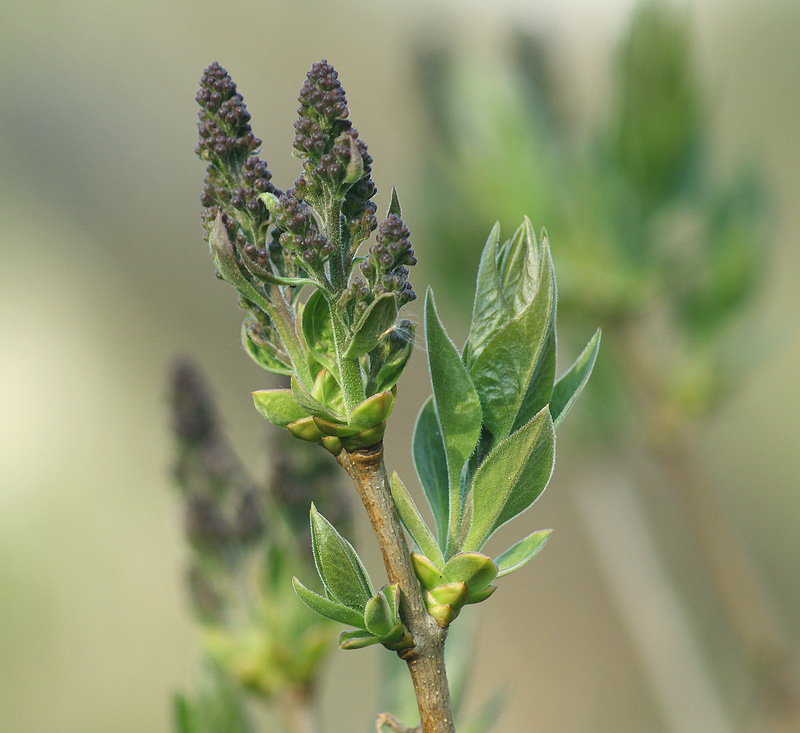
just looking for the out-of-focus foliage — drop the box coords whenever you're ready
[415,1,767,428]
[173,664,254,733]
[169,361,350,715]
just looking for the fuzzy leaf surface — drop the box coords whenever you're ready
[310,504,373,611]
[339,629,382,650]
[550,329,601,427]
[345,294,398,358]
[495,529,553,578]
[252,389,308,427]
[390,472,444,567]
[470,243,556,442]
[301,290,338,376]
[464,407,555,551]
[425,289,482,547]
[466,223,508,367]
[292,577,367,628]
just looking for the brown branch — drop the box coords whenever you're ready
[337,444,455,733]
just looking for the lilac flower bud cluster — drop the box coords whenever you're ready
[274,194,335,270]
[170,361,266,558]
[196,62,279,255]
[360,214,418,306]
[290,60,378,250]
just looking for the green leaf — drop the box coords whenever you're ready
[428,581,468,608]
[382,583,401,618]
[208,213,271,313]
[301,290,338,377]
[463,407,555,552]
[411,553,447,591]
[470,241,556,442]
[292,577,367,628]
[388,186,402,217]
[345,294,398,358]
[252,389,308,427]
[349,391,394,429]
[442,552,498,595]
[365,320,415,394]
[425,289,482,550]
[242,319,293,375]
[291,375,345,422]
[412,397,449,542]
[466,223,509,367]
[495,529,553,578]
[339,629,382,650]
[390,472,445,567]
[310,504,373,611]
[364,592,395,637]
[550,329,600,427]
[464,585,496,605]
[498,219,540,313]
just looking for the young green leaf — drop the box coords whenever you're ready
[345,293,398,358]
[412,396,450,542]
[339,629,382,650]
[442,552,498,595]
[390,472,445,567]
[301,290,339,377]
[252,389,308,427]
[470,243,556,442]
[365,321,415,394]
[425,289,482,549]
[310,504,374,611]
[242,320,293,375]
[291,375,345,422]
[349,390,394,429]
[364,592,395,638]
[292,577,368,628]
[466,223,510,367]
[550,329,601,427]
[495,529,553,578]
[208,213,271,314]
[388,186,402,217]
[463,407,555,552]
[411,553,447,591]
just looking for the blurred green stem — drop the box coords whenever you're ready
[336,444,454,733]
[279,688,318,733]
[617,320,800,724]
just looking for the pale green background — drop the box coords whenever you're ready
[1,1,798,731]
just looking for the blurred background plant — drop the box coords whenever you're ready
[2,0,799,731]
[169,360,350,732]
[412,1,799,729]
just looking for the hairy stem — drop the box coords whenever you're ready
[331,310,366,412]
[336,444,455,733]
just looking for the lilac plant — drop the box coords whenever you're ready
[195,59,598,732]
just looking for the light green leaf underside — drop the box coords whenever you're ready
[495,529,553,578]
[550,329,601,428]
[412,396,450,543]
[252,389,308,427]
[292,577,366,628]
